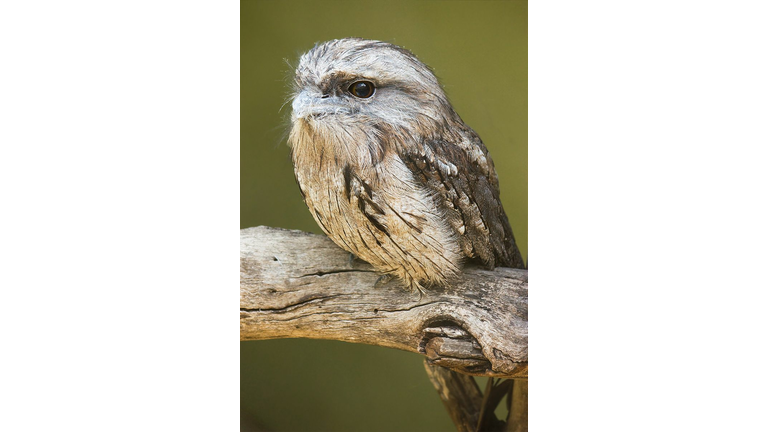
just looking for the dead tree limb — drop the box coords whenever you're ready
[240,226,528,379]
[424,361,528,432]
[423,361,484,432]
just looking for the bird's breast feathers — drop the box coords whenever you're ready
[291,124,463,287]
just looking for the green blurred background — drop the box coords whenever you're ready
[241,1,527,430]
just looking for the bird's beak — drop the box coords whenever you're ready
[291,89,346,122]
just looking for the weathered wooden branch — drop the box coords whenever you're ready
[423,361,484,432]
[424,361,528,432]
[240,226,528,379]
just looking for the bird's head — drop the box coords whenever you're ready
[289,38,460,149]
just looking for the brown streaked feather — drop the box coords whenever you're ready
[289,38,525,294]
[400,130,526,270]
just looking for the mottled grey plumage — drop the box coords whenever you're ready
[289,38,524,293]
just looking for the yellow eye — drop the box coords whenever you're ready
[349,81,375,98]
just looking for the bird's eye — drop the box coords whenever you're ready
[349,81,375,98]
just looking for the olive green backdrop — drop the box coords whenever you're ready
[241,1,527,430]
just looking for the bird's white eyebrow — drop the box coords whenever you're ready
[319,70,363,83]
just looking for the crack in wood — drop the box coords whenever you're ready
[295,268,373,278]
[240,226,527,378]
[239,294,342,313]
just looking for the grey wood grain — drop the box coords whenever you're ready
[240,226,528,379]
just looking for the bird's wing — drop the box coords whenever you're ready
[400,127,525,270]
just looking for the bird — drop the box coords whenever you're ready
[288,38,525,295]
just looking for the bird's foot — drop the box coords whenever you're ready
[348,252,369,266]
[374,274,394,288]
[413,281,426,303]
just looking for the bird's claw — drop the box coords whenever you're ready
[374,274,394,288]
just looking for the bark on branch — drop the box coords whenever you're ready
[240,226,528,378]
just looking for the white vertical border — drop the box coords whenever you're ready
[0,1,240,430]
[529,1,768,431]
[531,1,768,430]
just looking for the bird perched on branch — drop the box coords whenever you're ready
[289,38,525,295]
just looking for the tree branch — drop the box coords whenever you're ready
[423,361,484,432]
[240,226,528,379]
